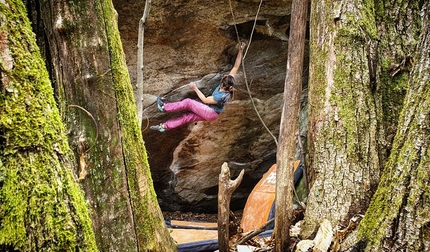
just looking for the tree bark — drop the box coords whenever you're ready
[0,0,97,250]
[373,0,422,165]
[303,0,383,238]
[218,162,244,252]
[38,0,176,250]
[359,1,430,250]
[303,0,422,241]
[274,0,308,251]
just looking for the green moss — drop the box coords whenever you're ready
[379,71,408,125]
[375,0,421,132]
[358,117,424,247]
[359,45,428,247]
[0,0,97,250]
[357,160,398,246]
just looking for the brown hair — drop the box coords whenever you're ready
[221,75,235,95]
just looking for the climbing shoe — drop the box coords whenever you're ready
[156,97,165,112]
[150,124,167,133]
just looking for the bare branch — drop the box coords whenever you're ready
[237,218,274,245]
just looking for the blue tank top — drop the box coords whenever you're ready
[208,85,230,114]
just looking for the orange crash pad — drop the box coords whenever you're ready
[240,161,301,232]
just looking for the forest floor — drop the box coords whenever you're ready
[163,209,304,251]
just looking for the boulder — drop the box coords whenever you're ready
[112,0,307,212]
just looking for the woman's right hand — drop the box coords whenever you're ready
[237,42,246,51]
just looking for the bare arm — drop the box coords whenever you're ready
[229,42,245,77]
[189,82,217,104]
[188,43,245,104]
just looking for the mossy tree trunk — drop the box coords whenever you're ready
[373,0,421,161]
[37,0,176,251]
[0,0,97,250]
[358,1,430,250]
[303,0,422,244]
[303,0,383,237]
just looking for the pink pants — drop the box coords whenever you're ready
[163,98,219,130]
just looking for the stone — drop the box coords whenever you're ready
[112,0,308,212]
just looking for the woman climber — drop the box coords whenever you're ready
[150,42,245,132]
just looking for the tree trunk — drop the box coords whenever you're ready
[303,0,383,237]
[218,162,244,252]
[358,1,430,250]
[38,0,176,251]
[303,0,422,241]
[0,0,97,250]
[274,0,308,250]
[374,0,422,163]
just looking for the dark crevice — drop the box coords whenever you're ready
[225,19,269,40]
[0,245,19,252]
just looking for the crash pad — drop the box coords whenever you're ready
[240,161,301,232]
[169,228,218,244]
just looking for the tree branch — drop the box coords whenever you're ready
[237,218,274,245]
[136,0,151,127]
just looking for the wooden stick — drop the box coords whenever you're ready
[237,218,274,245]
[218,162,244,252]
[136,0,151,127]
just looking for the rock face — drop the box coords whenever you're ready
[113,0,305,212]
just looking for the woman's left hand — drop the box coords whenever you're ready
[189,82,198,91]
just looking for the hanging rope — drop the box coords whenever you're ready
[228,0,278,146]
[228,0,240,44]
[228,0,308,208]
